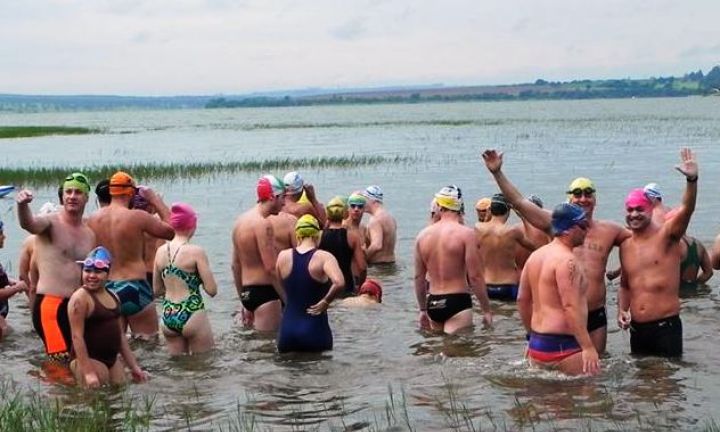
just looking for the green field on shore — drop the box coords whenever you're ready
[0,126,99,139]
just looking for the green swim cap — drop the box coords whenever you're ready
[62,172,91,194]
[326,196,348,222]
[296,214,321,239]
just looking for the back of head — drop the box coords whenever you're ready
[256,174,284,202]
[170,202,197,232]
[490,193,509,216]
[643,182,662,203]
[364,185,384,204]
[326,196,348,222]
[475,198,491,211]
[283,171,304,195]
[109,171,136,197]
[295,214,321,239]
[358,278,382,303]
[434,185,463,212]
[95,179,111,205]
[551,203,586,236]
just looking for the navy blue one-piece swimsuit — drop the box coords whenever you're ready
[277,248,333,353]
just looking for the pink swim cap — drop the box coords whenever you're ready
[170,202,197,232]
[624,188,652,212]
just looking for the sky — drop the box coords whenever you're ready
[1,0,719,96]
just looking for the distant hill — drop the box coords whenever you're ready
[1,66,718,112]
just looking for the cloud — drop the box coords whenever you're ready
[329,17,367,41]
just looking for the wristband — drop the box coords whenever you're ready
[686,176,698,183]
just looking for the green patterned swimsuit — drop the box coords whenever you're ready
[161,244,205,334]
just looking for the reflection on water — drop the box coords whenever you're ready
[1,98,720,429]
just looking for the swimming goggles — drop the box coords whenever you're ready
[567,187,596,198]
[349,204,365,209]
[65,172,90,186]
[82,258,110,271]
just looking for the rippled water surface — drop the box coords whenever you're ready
[1,98,719,430]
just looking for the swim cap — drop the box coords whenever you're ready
[326,196,348,222]
[364,185,384,203]
[295,214,321,238]
[109,171,136,197]
[78,246,112,272]
[490,193,509,214]
[566,177,596,201]
[256,175,284,202]
[434,185,463,212]
[95,179,111,204]
[170,202,197,232]
[475,198,491,211]
[358,279,383,303]
[62,172,91,194]
[643,183,662,202]
[528,194,544,208]
[625,188,652,212]
[283,171,304,195]
[430,198,440,214]
[551,203,587,236]
[348,192,367,207]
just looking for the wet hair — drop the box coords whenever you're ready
[489,193,509,216]
[95,179,111,205]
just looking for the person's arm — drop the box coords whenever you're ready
[349,230,367,287]
[481,150,552,233]
[256,220,285,303]
[68,292,99,388]
[514,226,537,252]
[117,319,148,383]
[0,281,27,300]
[303,184,327,227]
[466,230,492,326]
[142,187,171,223]
[556,257,600,375]
[617,251,631,329]
[152,246,166,298]
[517,265,532,333]
[697,241,714,284]
[16,190,51,235]
[665,148,698,242]
[141,212,175,241]
[195,248,218,297]
[413,234,431,329]
[307,253,345,315]
[365,220,384,260]
[711,234,720,270]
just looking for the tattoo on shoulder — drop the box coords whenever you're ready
[568,259,576,277]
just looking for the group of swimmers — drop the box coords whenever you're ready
[0,146,712,387]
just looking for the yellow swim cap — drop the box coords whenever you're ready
[475,198,491,211]
[325,196,347,222]
[295,214,321,238]
[566,177,596,201]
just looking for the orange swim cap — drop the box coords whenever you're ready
[109,171,136,197]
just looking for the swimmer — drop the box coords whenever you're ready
[414,185,492,334]
[68,247,148,388]
[95,179,111,208]
[319,196,367,295]
[618,149,698,357]
[17,172,96,363]
[87,171,174,338]
[678,235,712,290]
[341,279,383,307]
[363,185,397,264]
[474,194,536,301]
[519,203,600,376]
[276,215,344,352]
[232,175,286,332]
[18,202,60,306]
[154,203,217,355]
[131,187,165,287]
[474,198,491,223]
[483,149,630,354]
[282,171,327,226]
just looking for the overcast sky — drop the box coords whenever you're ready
[1,0,718,95]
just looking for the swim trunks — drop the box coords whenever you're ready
[32,294,72,363]
[527,332,582,363]
[630,314,682,357]
[240,285,280,312]
[105,279,154,316]
[586,306,607,332]
[426,293,472,324]
[486,283,519,301]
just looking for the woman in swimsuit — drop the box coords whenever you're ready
[68,247,148,388]
[153,203,217,355]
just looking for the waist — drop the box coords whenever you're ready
[631,314,681,330]
[528,332,580,353]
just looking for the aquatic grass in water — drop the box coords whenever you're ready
[0,155,414,187]
[0,126,99,139]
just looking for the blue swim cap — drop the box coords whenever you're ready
[78,246,112,271]
[551,203,586,236]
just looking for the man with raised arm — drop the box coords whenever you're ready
[519,203,600,376]
[482,150,629,353]
[363,185,397,265]
[414,185,492,334]
[282,171,327,226]
[17,173,96,363]
[232,175,286,332]
[88,171,174,338]
[617,149,698,357]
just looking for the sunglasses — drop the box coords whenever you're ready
[82,258,110,271]
[567,188,595,198]
[350,204,365,209]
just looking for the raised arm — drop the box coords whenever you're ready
[465,230,491,326]
[16,190,51,235]
[665,148,698,242]
[142,212,175,241]
[482,150,552,233]
[142,187,171,223]
[303,184,327,227]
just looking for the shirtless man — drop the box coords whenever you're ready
[232,175,286,332]
[618,149,697,357]
[363,185,397,265]
[474,194,535,301]
[282,171,326,226]
[87,171,174,338]
[414,185,492,334]
[519,203,600,376]
[482,149,629,354]
[17,172,96,363]
[515,195,551,273]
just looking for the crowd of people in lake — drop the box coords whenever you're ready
[0,147,713,387]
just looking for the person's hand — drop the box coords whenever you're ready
[84,371,100,388]
[675,148,698,180]
[131,367,149,383]
[11,281,28,294]
[418,311,431,329]
[481,150,504,174]
[15,189,34,205]
[581,347,601,375]
[481,310,493,327]
[617,310,631,330]
[239,307,254,327]
[304,184,317,202]
[307,299,329,315]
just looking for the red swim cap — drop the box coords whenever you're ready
[256,175,284,202]
[359,279,383,303]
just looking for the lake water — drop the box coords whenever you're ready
[0,97,719,430]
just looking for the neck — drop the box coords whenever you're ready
[553,235,575,250]
[298,237,316,249]
[257,202,271,218]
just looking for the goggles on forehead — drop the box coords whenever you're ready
[65,173,89,185]
[82,258,110,271]
[567,188,595,198]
